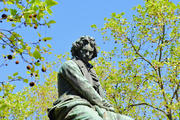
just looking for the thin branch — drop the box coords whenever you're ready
[10,22,24,31]
[158,24,165,78]
[157,24,169,110]
[20,53,31,64]
[0,37,15,49]
[124,79,148,112]
[0,42,5,45]
[0,78,23,84]
[127,37,157,72]
[170,83,180,104]
[137,40,142,52]
[175,91,179,102]
[129,102,166,115]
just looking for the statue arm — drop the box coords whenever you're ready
[59,60,104,107]
[98,83,114,109]
[98,83,105,97]
[90,69,113,109]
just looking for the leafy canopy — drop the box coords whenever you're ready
[0,0,58,118]
[92,0,179,119]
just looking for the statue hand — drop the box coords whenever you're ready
[107,106,115,112]
[100,105,115,112]
[97,105,115,112]
[102,99,113,107]
[103,101,112,107]
[102,99,115,112]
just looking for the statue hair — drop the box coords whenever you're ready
[71,35,98,59]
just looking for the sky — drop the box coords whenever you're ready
[0,0,145,88]
[0,0,179,90]
[50,0,144,54]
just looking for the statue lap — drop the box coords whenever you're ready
[48,99,133,120]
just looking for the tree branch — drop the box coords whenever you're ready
[129,102,166,115]
[170,83,180,104]
[127,37,157,72]
[0,78,23,84]
[157,24,169,112]
[158,24,165,78]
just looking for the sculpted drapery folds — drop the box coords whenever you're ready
[48,36,133,120]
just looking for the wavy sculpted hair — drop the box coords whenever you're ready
[71,36,98,59]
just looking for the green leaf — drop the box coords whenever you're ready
[27,71,31,74]
[18,76,23,79]
[23,10,34,14]
[29,0,35,4]
[17,4,24,10]
[13,72,18,76]
[47,20,56,27]
[47,44,52,48]
[10,9,17,16]
[121,12,125,16]
[45,0,58,8]
[42,37,52,41]
[35,62,41,66]
[4,8,9,11]
[6,1,14,4]
[37,32,41,37]
[23,79,28,83]
[0,103,8,111]
[18,49,24,53]
[8,76,13,80]
[2,45,6,49]
[91,24,97,29]
[48,20,56,24]
[46,7,53,15]
[112,12,116,17]
[11,23,16,27]
[33,50,41,59]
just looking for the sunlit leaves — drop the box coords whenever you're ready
[92,0,179,119]
[0,61,58,119]
[42,37,52,41]
[47,20,56,27]
[45,0,58,8]
[0,0,58,83]
[33,50,41,59]
[0,0,58,118]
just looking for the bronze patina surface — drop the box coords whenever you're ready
[48,36,133,120]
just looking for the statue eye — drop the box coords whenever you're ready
[90,43,94,47]
[89,51,93,54]
[83,40,88,46]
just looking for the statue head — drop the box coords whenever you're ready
[71,35,98,62]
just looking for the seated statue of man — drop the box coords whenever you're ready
[48,36,133,120]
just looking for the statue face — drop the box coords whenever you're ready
[78,41,94,62]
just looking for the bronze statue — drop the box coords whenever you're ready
[48,36,133,120]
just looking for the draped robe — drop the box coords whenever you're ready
[48,59,133,120]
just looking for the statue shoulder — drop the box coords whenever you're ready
[63,60,76,66]
[60,60,79,71]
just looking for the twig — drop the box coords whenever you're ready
[0,78,23,84]
[129,102,166,115]
[170,83,180,104]
[127,37,157,72]
[10,22,24,31]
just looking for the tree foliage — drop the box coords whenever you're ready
[92,0,179,119]
[0,62,57,119]
[1,0,179,119]
[0,0,57,83]
[0,0,58,118]
[0,53,71,119]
